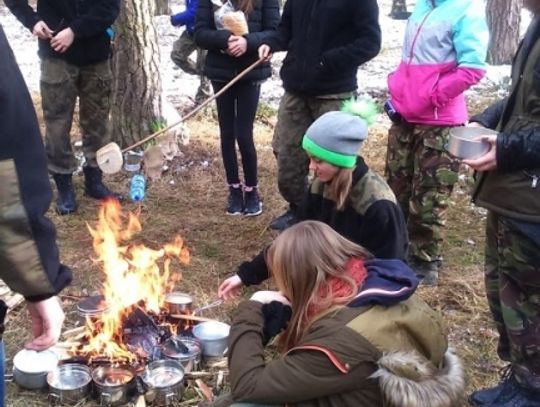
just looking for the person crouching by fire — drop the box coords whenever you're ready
[205,221,464,407]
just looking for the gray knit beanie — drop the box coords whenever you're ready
[302,111,368,168]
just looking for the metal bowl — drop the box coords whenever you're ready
[164,292,193,315]
[447,127,497,159]
[192,321,230,357]
[47,363,92,405]
[160,336,201,372]
[141,360,185,406]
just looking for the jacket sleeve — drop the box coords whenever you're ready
[431,5,488,107]
[171,0,198,27]
[0,27,72,302]
[244,0,280,54]
[236,248,270,286]
[262,0,292,52]
[320,0,381,73]
[358,201,408,261]
[4,0,39,31]
[469,98,507,129]
[69,0,120,38]
[228,301,377,404]
[496,129,540,171]
[194,0,232,50]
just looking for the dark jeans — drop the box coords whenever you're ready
[212,80,260,187]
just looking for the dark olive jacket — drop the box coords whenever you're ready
[4,0,120,66]
[0,26,72,302]
[471,16,540,222]
[194,0,280,82]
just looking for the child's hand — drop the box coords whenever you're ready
[227,35,247,57]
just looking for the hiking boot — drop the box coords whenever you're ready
[470,366,517,405]
[226,185,243,215]
[269,209,298,231]
[244,187,262,216]
[83,166,123,201]
[410,258,440,286]
[52,174,77,215]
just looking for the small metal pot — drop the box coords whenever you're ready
[447,127,496,159]
[160,336,201,372]
[141,360,185,406]
[164,292,193,315]
[192,321,230,357]
[76,295,109,324]
[92,366,136,407]
[47,363,92,405]
[13,349,58,389]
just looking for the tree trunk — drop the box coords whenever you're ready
[486,0,522,65]
[111,0,163,148]
[155,0,170,16]
[391,0,407,15]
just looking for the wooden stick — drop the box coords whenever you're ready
[195,379,214,402]
[121,58,264,153]
[63,326,85,338]
[169,314,216,322]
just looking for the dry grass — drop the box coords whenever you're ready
[5,105,501,406]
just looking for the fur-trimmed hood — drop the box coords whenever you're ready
[371,349,465,407]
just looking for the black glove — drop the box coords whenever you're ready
[261,301,292,346]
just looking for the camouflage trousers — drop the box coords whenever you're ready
[171,30,212,102]
[485,212,540,388]
[385,123,459,263]
[272,91,353,208]
[40,57,112,174]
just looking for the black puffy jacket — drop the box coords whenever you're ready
[194,0,280,82]
[262,0,381,96]
[5,0,120,66]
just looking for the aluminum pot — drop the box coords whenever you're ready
[164,292,193,315]
[47,363,92,405]
[447,127,496,159]
[92,365,136,407]
[160,336,201,372]
[192,321,230,357]
[13,349,58,389]
[141,360,185,406]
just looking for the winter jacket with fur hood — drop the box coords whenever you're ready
[227,259,465,407]
[388,0,488,125]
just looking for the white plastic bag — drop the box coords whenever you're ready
[212,0,249,35]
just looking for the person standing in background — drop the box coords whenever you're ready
[5,0,123,216]
[0,25,72,406]
[258,0,381,231]
[465,1,540,405]
[195,0,280,216]
[384,0,488,285]
[170,0,213,105]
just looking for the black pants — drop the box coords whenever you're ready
[212,80,260,187]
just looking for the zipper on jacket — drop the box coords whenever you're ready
[523,170,539,188]
[407,8,435,65]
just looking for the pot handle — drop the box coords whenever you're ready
[165,392,177,406]
[48,393,60,406]
[100,392,112,407]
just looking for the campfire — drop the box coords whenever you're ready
[65,199,190,365]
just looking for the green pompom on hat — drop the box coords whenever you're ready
[302,97,377,169]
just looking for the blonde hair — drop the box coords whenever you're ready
[266,221,372,351]
[326,167,353,211]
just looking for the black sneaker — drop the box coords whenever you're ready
[470,366,517,405]
[244,188,262,216]
[226,186,243,215]
[269,209,298,231]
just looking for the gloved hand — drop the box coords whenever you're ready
[261,301,292,346]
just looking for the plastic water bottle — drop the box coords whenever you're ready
[130,174,146,202]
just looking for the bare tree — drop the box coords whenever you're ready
[486,0,522,65]
[111,0,163,148]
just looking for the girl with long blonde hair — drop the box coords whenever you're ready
[216,221,464,407]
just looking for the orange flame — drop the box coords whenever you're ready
[78,200,189,361]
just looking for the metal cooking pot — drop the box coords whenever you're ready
[192,321,230,357]
[92,365,136,407]
[160,336,201,372]
[447,127,496,159]
[13,349,58,389]
[164,292,193,315]
[141,360,185,406]
[47,363,92,405]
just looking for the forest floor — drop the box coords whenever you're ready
[1,0,524,405]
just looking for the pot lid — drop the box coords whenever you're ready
[47,364,92,390]
[77,295,109,315]
[165,292,192,305]
[161,336,200,359]
[13,349,58,373]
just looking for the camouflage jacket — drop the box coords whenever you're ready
[0,26,72,302]
[471,16,540,223]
